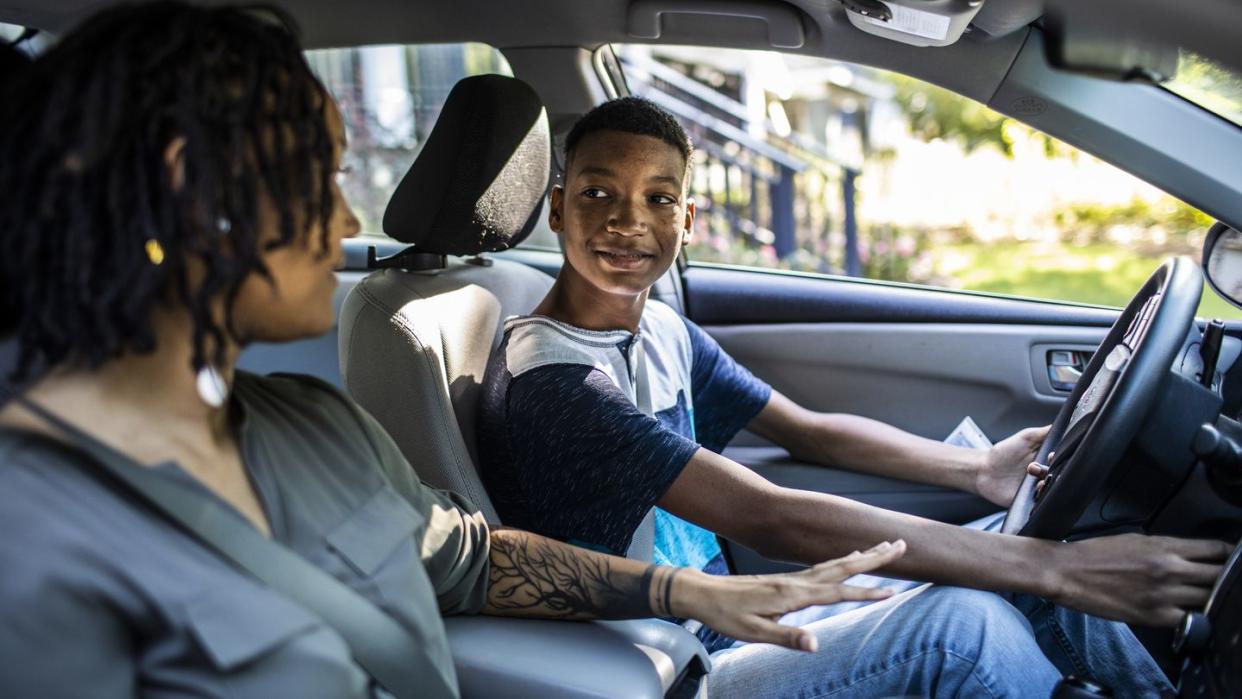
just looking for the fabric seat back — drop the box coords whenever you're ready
[339,75,551,522]
[340,261,550,522]
[339,75,658,558]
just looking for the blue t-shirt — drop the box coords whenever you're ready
[477,301,771,649]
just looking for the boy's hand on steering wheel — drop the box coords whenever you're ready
[975,425,1050,506]
[1049,534,1232,627]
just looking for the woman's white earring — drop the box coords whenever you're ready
[196,365,229,408]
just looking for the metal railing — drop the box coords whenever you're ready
[621,53,862,276]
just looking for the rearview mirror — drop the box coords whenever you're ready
[1203,223,1242,311]
[1043,17,1179,82]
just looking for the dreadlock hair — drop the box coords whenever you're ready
[0,1,335,383]
[563,96,694,176]
[0,40,30,344]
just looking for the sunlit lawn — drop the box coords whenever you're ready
[930,241,1242,320]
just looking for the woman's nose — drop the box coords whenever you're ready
[337,192,362,240]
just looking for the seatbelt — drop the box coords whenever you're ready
[633,333,653,416]
[627,336,705,636]
[6,397,457,699]
[626,335,657,562]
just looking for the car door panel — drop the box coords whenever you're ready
[710,322,1109,440]
[683,265,1117,574]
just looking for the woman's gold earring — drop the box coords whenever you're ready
[145,239,165,265]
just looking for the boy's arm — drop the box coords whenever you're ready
[657,445,1231,627]
[748,390,1048,506]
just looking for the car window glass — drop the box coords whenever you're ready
[0,21,26,41]
[306,43,512,239]
[0,21,45,54]
[1165,51,1242,129]
[612,44,1242,319]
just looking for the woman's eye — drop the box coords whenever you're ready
[335,165,353,185]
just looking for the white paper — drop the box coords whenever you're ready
[944,416,992,449]
[863,3,952,42]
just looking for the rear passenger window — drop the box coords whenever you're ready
[306,44,512,238]
[0,22,27,41]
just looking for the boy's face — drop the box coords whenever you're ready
[550,130,695,299]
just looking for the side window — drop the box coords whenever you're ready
[1,22,28,41]
[613,45,1239,319]
[306,44,512,238]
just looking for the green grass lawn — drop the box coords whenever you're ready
[929,241,1242,320]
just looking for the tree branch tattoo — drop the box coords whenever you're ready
[484,529,678,619]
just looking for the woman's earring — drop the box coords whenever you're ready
[145,239,165,265]
[195,364,229,408]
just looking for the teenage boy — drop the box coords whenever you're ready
[477,97,1228,698]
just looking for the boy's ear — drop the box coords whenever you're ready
[548,185,565,234]
[682,196,696,245]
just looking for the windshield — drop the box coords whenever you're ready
[1164,51,1242,128]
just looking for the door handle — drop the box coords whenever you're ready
[1047,350,1089,392]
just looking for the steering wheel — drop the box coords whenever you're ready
[1002,257,1203,539]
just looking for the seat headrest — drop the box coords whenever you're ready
[382,75,550,256]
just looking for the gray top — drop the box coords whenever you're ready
[0,371,491,698]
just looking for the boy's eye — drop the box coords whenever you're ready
[582,187,608,199]
[650,194,677,205]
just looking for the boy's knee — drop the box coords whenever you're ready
[905,587,1062,695]
[911,587,1035,657]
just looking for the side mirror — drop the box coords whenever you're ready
[1203,222,1242,311]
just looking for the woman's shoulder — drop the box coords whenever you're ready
[0,431,159,601]
[231,370,392,477]
[233,372,368,434]
[233,370,348,406]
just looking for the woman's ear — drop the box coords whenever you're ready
[163,136,188,191]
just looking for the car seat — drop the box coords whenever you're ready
[338,74,707,698]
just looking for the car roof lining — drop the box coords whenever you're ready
[7,0,1242,229]
[8,0,1241,73]
[0,1,1032,97]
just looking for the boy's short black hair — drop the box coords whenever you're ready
[563,96,693,168]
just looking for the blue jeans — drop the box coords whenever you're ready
[707,512,1172,698]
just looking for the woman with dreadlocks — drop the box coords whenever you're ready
[0,3,906,697]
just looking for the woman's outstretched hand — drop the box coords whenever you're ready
[673,540,907,651]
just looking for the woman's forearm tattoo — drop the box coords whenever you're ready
[484,529,677,620]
